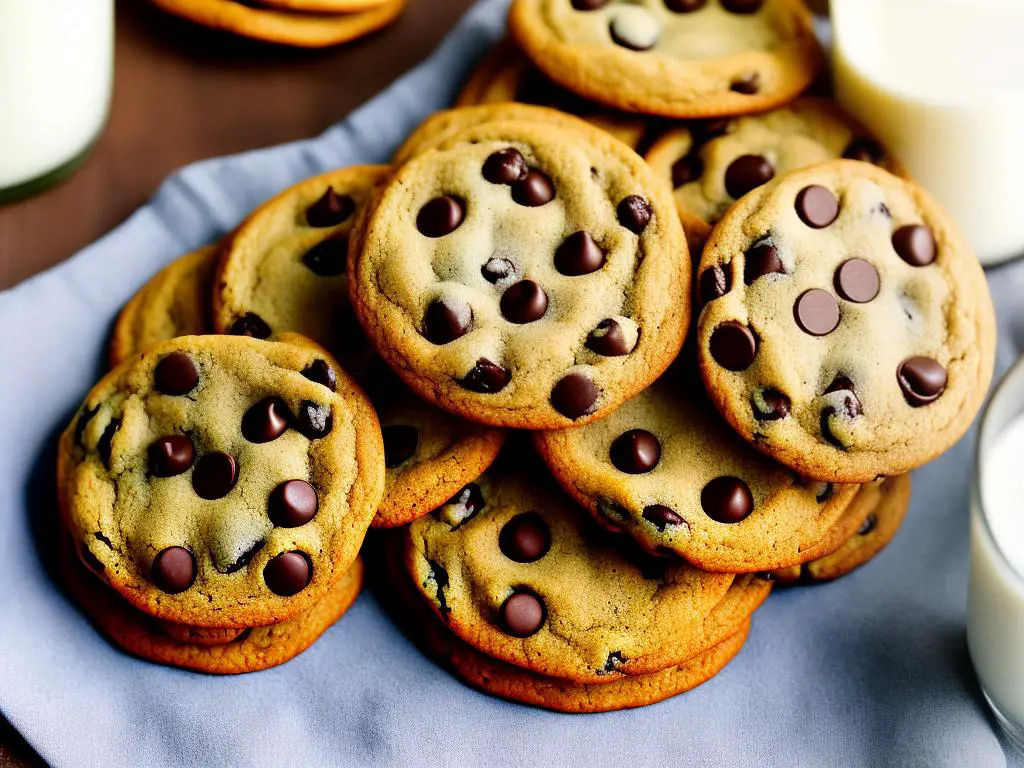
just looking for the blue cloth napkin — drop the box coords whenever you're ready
[2,1,1023,765]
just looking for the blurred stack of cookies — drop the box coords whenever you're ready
[57,0,996,711]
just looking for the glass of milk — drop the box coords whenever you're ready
[0,0,114,203]
[970,358,1024,752]
[832,0,1024,267]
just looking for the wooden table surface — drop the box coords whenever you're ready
[0,0,476,292]
[0,1,473,764]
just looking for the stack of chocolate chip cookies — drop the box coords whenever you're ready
[58,0,996,709]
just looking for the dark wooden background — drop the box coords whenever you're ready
[0,1,472,764]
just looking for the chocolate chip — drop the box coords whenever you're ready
[500,591,545,637]
[571,0,609,8]
[241,397,291,443]
[483,148,528,185]
[816,483,835,503]
[500,280,548,324]
[709,322,757,371]
[897,357,947,407]
[154,352,199,395]
[643,504,683,531]
[730,72,760,94]
[754,389,790,421]
[551,372,599,419]
[859,514,877,536]
[610,429,661,474]
[511,170,555,207]
[383,424,418,467]
[701,476,754,523]
[192,452,238,500]
[672,153,703,187]
[417,196,465,238]
[586,318,634,356]
[744,243,785,284]
[555,231,605,276]
[438,483,485,528]
[268,480,318,528]
[148,435,195,477]
[302,235,348,277]
[264,551,312,596]
[482,256,517,284]
[795,185,839,228]
[843,137,885,164]
[460,358,511,393]
[825,376,862,418]
[892,225,936,267]
[306,187,354,228]
[699,265,731,304]
[721,0,764,12]
[609,12,660,51]
[302,359,337,392]
[835,259,880,303]
[665,0,707,11]
[617,195,652,234]
[230,313,271,339]
[423,298,472,344]
[97,419,120,469]
[794,289,841,336]
[820,407,846,449]
[222,539,266,575]
[152,546,196,594]
[499,513,551,563]
[296,401,333,439]
[725,155,774,199]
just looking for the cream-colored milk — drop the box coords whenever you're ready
[832,0,1024,265]
[0,0,114,190]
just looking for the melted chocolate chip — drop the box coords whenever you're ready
[439,483,485,528]
[302,235,348,277]
[148,435,195,477]
[721,0,764,12]
[701,477,754,523]
[302,359,337,392]
[417,196,465,238]
[500,591,546,637]
[672,153,703,187]
[643,504,683,531]
[816,483,835,503]
[843,137,885,164]
[610,429,661,474]
[192,452,238,500]
[754,389,790,421]
[825,376,862,418]
[499,513,551,563]
[383,424,419,467]
[725,155,774,199]
[730,72,761,94]
[511,170,555,207]
[835,259,880,303]
[551,372,599,419]
[555,231,605,276]
[795,185,840,228]
[500,280,548,324]
[222,539,266,575]
[230,313,271,339]
[897,357,947,407]
[699,265,731,305]
[460,359,511,393]
[154,352,199,395]
[483,148,528,185]
[709,322,757,371]
[423,298,472,344]
[97,419,120,470]
[617,195,652,234]
[892,225,936,267]
[665,0,707,11]
[586,318,634,356]
[152,547,196,594]
[744,243,785,284]
[264,551,312,596]
[306,187,354,228]
[794,289,841,336]
[268,480,318,528]
[241,397,291,443]
[481,256,517,284]
[296,401,333,439]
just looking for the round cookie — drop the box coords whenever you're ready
[57,333,385,628]
[213,166,506,528]
[535,367,860,573]
[772,474,910,585]
[147,0,406,48]
[109,245,219,367]
[61,533,363,674]
[696,160,997,482]
[644,99,905,245]
[404,457,772,684]
[350,119,690,429]
[508,0,824,119]
[455,45,649,149]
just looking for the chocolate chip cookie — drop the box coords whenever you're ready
[644,98,904,247]
[403,456,771,684]
[58,333,384,628]
[697,160,997,481]
[509,0,823,118]
[147,0,407,48]
[772,474,910,584]
[535,367,860,573]
[350,119,690,429]
[109,245,219,367]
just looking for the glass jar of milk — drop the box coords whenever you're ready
[0,0,114,203]
[970,358,1024,753]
